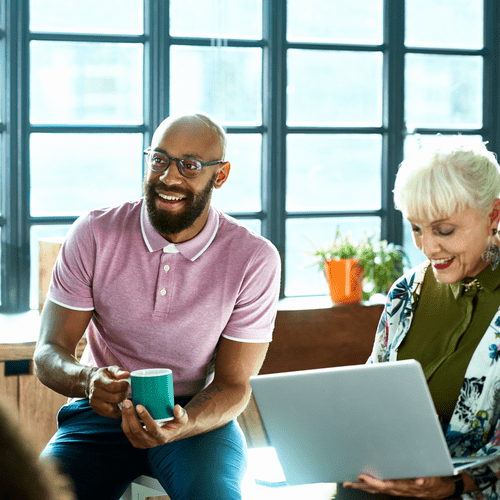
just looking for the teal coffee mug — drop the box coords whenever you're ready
[130,368,175,423]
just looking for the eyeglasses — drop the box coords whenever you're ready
[143,147,224,179]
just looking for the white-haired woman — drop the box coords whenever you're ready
[345,136,500,499]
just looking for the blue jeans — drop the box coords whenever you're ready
[41,399,247,500]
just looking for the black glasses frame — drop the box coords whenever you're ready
[144,147,224,179]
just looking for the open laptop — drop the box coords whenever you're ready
[250,360,500,486]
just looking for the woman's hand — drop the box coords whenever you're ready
[344,475,457,499]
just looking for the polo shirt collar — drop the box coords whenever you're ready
[140,200,219,261]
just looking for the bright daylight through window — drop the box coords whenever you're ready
[0,0,495,313]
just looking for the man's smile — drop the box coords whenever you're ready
[156,192,186,202]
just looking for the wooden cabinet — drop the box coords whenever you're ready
[0,335,86,455]
[0,351,68,455]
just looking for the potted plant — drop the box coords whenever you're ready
[312,228,409,304]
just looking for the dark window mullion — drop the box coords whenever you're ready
[225,126,266,134]
[29,32,147,43]
[148,0,169,131]
[381,0,405,246]
[143,0,153,151]
[169,37,264,49]
[262,0,286,298]
[30,125,147,133]
[404,46,486,57]
[286,41,384,52]
[483,0,500,154]
[2,0,30,311]
[30,216,78,225]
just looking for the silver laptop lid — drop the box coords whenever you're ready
[250,360,456,484]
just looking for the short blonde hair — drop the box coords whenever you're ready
[393,136,500,221]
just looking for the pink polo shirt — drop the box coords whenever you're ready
[48,199,281,396]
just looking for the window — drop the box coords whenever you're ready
[401,0,490,267]
[1,0,498,312]
[284,0,385,296]
[0,1,4,307]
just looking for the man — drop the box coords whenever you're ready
[34,112,281,500]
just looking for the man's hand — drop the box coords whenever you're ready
[118,339,269,448]
[86,366,131,418]
[121,400,190,448]
[344,475,457,499]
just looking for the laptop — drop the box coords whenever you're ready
[250,359,500,485]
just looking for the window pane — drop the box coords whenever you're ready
[406,0,483,49]
[288,0,383,44]
[0,226,2,306]
[287,134,381,212]
[170,46,262,126]
[285,216,381,297]
[235,219,261,235]
[30,42,143,125]
[211,134,261,212]
[0,37,4,119]
[30,134,143,216]
[402,218,427,271]
[0,35,3,217]
[288,50,383,126]
[404,133,484,159]
[30,0,144,35]
[0,152,3,217]
[170,0,262,40]
[30,225,72,310]
[0,133,3,216]
[405,55,483,129]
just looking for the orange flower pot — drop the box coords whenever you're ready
[323,258,363,304]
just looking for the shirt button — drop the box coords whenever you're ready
[164,244,176,253]
[164,265,170,272]
[160,288,166,296]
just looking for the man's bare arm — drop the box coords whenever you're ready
[34,299,130,418]
[34,299,94,398]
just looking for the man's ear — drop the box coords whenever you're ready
[214,162,230,189]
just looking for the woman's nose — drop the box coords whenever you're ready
[421,232,441,255]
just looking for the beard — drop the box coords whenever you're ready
[143,173,218,237]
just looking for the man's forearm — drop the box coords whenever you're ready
[182,382,251,438]
[33,343,94,398]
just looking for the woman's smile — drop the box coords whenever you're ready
[431,257,455,270]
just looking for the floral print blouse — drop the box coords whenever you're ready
[369,261,500,499]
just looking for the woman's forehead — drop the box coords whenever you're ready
[407,206,481,226]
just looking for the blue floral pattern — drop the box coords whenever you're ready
[368,261,500,499]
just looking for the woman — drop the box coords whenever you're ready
[345,136,500,499]
[0,400,75,500]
